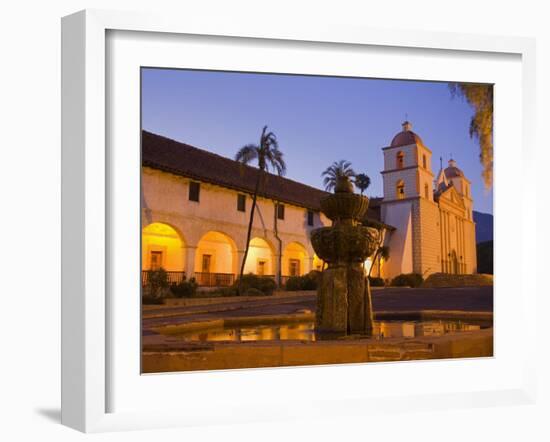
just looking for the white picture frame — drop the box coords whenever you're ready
[61,9,537,433]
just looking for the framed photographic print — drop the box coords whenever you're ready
[61,9,537,433]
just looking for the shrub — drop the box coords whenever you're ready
[390,273,423,288]
[284,276,302,291]
[285,271,321,291]
[368,276,385,287]
[145,268,169,298]
[170,277,198,298]
[235,273,277,295]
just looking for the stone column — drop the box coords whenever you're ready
[184,246,197,279]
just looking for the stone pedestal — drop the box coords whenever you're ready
[316,264,373,334]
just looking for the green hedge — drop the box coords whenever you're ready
[235,273,277,295]
[390,273,423,288]
[170,277,198,298]
[368,276,385,287]
[285,271,321,291]
[145,268,169,298]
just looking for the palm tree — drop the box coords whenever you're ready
[322,160,356,192]
[235,126,286,294]
[354,173,371,195]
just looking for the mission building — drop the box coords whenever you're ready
[141,121,476,287]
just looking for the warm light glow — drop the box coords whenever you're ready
[142,222,184,271]
[313,254,324,271]
[283,242,308,276]
[244,237,274,275]
[195,231,236,274]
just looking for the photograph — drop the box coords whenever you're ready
[140,68,494,373]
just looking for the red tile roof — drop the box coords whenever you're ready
[390,130,424,148]
[142,130,386,224]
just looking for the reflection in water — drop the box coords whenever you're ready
[174,320,488,343]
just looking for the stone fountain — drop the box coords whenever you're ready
[311,177,380,335]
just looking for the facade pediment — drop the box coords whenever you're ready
[438,185,465,210]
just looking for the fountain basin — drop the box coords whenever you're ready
[319,192,370,222]
[142,311,493,372]
[311,225,379,263]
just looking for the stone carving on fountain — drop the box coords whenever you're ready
[311,176,380,335]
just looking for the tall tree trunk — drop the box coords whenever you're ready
[238,169,262,295]
[368,232,385,278]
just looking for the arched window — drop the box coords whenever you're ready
[424,183,430,199]
[396,151,405,169]
[396,180,405,199]
[422,154,427,169]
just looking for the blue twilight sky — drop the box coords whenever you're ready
[141,68,493,214]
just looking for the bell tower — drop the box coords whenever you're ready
[381,121,434,202]
[380,121,438,278]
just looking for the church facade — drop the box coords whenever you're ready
[141,122,476,287]
[379,121,477,278]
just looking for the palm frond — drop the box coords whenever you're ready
[235,144,259,164]
[355,173,371,194]
[270,149,286,176]
[321,160,356,191]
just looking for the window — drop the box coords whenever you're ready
[396,180,405,199]
[422,154,427,169]
[277,203,285,220]
[150,251,163,270]
[289,259,300,276]
[396,151,405,169]
[189,181,200,202]
[257,260,267,276]
[307,210,314,226]
[201,254,212,273]
[237,194,246,212]
[424,183,430,199]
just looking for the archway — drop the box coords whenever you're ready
[396,151,405,169]
[142,222,185,284]
[195,231,238,286]
[244,237,276,276]
[282,242,309,277]
[396,179,405,200]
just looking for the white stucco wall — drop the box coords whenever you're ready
[383,144,416,170]
[381,201,414,277]
[141,166,330,277]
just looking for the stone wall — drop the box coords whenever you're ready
[417,197,443,277]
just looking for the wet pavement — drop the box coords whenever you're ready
[142,286,493,331]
